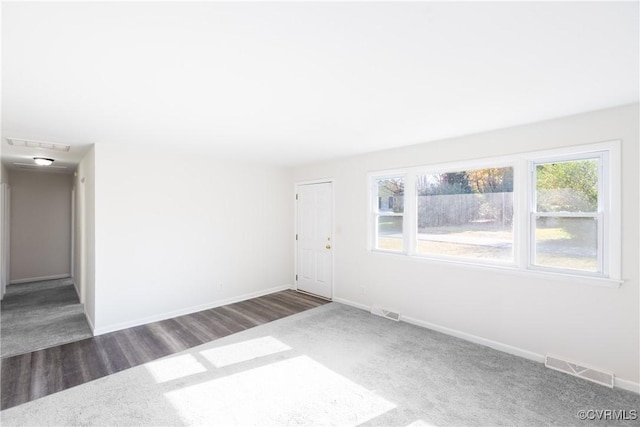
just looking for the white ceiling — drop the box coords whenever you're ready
[2,1,638,170]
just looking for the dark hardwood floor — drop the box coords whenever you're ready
[1,290,329,410]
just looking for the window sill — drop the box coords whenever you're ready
[369,249,623,289]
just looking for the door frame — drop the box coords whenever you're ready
[0,183,10,300]
[294,178,335,300]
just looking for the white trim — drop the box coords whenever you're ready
[295,178,334,186]
[515,159,529,270]
[367,140,622,285]
[530,150,609,277]
[532,212,599,218]
[0,183,10,300]
[333,297,638,394]
[404,173,415,254]
[84,305,96,335]
[400,314,546,364]
[9,274,71,284]
[336,296,544,361]
[368,157,518,180]
[369,250,622,288]
[615,377,640,394]
[369,173,408,254]
[70,187,75,292]
[333,296,370,311]
[92,284,291,336]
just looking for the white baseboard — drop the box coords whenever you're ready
[334,296,639,394]
[93,284,292,336]
[9,274,70,284]
[333,296,370,311]
[72,275,80,297]
[84,305,96,335]
[614,377,640,394]
[400,314,546,364]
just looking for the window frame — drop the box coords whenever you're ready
[412,162,517,267]
[371,173,407,254]
[528,151,607,277]
[368,140,621,287]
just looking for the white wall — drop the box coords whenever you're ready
[9,170,73,283]
[293,103,640,390]
[74,146,96,329]
[0,162,8,184]
[92,144,293,334]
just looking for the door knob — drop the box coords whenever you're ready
[326,244,332,249]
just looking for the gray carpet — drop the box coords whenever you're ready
[1,303,638,426]
[1,278,92,358]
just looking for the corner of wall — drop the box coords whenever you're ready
[75,144,96,330]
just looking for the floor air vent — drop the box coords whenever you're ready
[371,306,400,321]
[545,355,614,388]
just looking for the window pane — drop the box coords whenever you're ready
[377,215,403,251]
[534,216,598,272]
[536,159,598,212]
[376,178,404,213]
[416,167,514,261]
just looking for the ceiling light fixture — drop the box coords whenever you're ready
[33,157,54,166]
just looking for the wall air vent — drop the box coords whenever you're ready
[6,138,71,152]
[545,355,614,388]
[371,306,400,321]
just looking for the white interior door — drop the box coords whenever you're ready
[296,182,333,299]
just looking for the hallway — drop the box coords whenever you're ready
[0,278,92,358]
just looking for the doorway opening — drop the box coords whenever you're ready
[0,169,92,356]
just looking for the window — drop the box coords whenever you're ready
[369,141,620,284]
[373,176,405,252]
[532,155,603,274]
[417,167,514,262]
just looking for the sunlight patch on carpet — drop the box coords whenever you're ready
[406,419,439,427]
[165,355,396,425]
[200,335,292,368]
[145,354,208,383]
